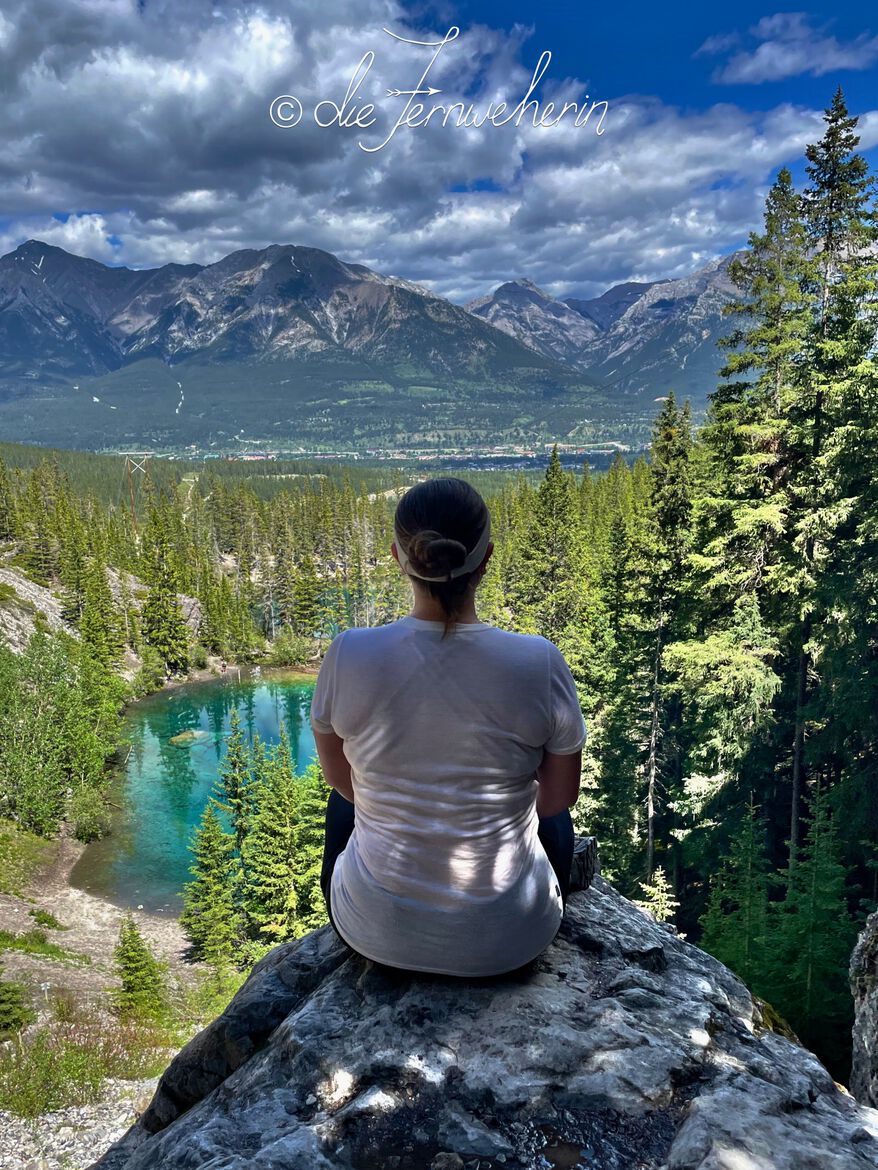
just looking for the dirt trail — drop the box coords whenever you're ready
[0,832,198,1007]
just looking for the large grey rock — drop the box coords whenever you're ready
[91,877,878,1170]
[852,909,878,1108]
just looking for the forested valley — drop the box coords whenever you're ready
[0,90,876,1088]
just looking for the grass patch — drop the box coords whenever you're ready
[0,929,90,966]
[266,666,319,682]
[0,819,52,896]
[0,1021,173,1118]
[178,967,245,1025]
[29,908,68,932]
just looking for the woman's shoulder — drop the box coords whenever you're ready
[335,621,554,657]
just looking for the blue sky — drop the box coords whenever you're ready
[449,1,878,116]
[0,0,875,301]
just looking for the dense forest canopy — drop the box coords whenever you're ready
[0,88,876,1082]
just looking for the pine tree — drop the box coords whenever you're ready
[698,797,772,987]
[632,866,679,923]
[0,962,33,1037]
[292,553,321,638]
[240,736,300,944]
[643,395,693,878]
[784,88,878,854]
[79,557,123,667]
[141,528,190,676]
[180,802,243,968]
[765,779,860,1071]
[0,456,15,542]
[112,915,169,1022]
[290,763,331,937]
[213,709,256,850]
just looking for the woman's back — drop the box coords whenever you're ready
[310,615,587,976]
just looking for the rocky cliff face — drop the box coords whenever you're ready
[0,563,76,653]
[467,256,744,407]
[852,909,878,1108]
[465,280,601,367]
[91,876,878,1170]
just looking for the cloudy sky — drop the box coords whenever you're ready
[0,0,876,302]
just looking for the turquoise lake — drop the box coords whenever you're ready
[69,670,318,914]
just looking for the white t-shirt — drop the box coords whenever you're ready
[309,615,587,977]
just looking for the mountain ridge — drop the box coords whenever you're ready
[466,252,745,402]
[0,239,743,450]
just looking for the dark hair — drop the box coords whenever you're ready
[394,477,490,640]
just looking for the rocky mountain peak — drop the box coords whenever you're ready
[91,876,878,1170]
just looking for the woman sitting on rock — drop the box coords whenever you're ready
[310,475,590,977]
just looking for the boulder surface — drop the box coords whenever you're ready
[852,909,878,1109]
[91,876,878,1170]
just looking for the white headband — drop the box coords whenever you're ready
[395,515,491,581]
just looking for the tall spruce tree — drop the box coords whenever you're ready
[699,796,772,988]
[112,915,169,1022]
[784,88,878,854]
[181,801,243,968]
[79,557,123,667]
[0,456,15,542]
[141,526,190,677]
[765,779,859,1074]
[213,709,257,851]
[240,735,300,945]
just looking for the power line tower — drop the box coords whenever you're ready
[120,452,152,534]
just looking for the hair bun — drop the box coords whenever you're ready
[409,530,467,572]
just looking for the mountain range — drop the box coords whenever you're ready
[466,254,742,404]
[0,240,742,451]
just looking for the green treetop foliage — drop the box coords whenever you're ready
[0,457,16,543]
[181,721,331,967]
[699,796,773,988]
[180,802,243,971]
[764,779,860,1074]
[79,558,124,668]
[140,519,191,677]
[212,709,257,850]
[0,633,125,836]
[0,962,34,1038]
[632,867,680,924]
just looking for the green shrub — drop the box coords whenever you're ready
[181,967,245,1025]
[0,820,51,897]
[266,628,313,668]
[131,646,167,698]
[0,929,89,965]
[29,908,68,931]
[69,785,112,843]
[0,974,34,1038]
[191,643,209,670]
[0,1020,172,1118]
[50,987,78,1024]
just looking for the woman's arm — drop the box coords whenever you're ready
[535,747,582,818]
[313,728,355,804]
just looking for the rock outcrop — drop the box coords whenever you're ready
[0,563,76,653]
[91,877,878,1170]
[852,909,878,1108]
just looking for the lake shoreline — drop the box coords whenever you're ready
[72,661,321,912]
[147,657,320,696]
